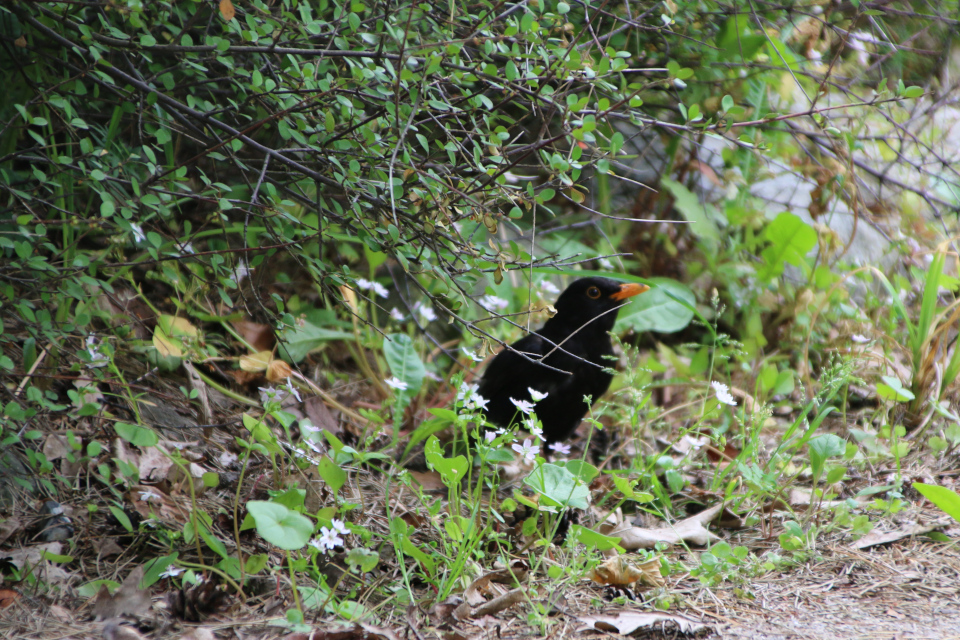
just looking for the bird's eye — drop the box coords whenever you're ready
[586,286,601,299]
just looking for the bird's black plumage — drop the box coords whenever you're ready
[476,277,649,444]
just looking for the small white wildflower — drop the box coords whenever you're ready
[673,78,686,89]
[527,387,549,403]
[304,439,323,455]
[425,371,441,382]
[308,538,325,551]
[510,398,535,415]
[661,13,672,25]
[85,335,109,368]
[463,348,484,362]
[484,431,497,443]
[181,242,195,255]
[385,376,409,391]
[539,280,560,296]
[300,419,320,434]
[389,307,405,321]
[529,425,545,441]
[233,259,250,283]
[330,519,349,536]
[851,334,870,344]
[549,442,572,456]
[466,393,489,412]
[479,295,509,311]
[355,278,373,290]
[417,303,437,323]
[457,382,479,402]
[130,223,145,243]
[285,379,301,402]
[138,490,163,503]
[259,385,286,404]
[316,526,344,551]
[711,381,737,406]
[512,438,539,463]
[598,257,615,270]
[160,565,184,579]
[370,281,389,299]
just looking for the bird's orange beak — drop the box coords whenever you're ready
[610,282,650,301]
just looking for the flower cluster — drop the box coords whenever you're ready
[310,519,350,553]
[355,278,389,299]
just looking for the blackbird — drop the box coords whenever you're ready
[476,277,649,444]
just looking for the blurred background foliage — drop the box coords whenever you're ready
[1,0,960,424]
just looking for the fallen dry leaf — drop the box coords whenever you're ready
[587,555,664,588]
[603,503,723,550]
[179,627,216,640]
[232,319,275,352]
[103,619,147,640]
[93,567,151,621]
[0,588,20,608]
[852,519,949,549]
[579,610,709,635]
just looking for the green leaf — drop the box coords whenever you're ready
[141,553,178,588]
[278,321,353,363]
[758,212,817,281]
[808,434,845,482]
[346,547,379,573]
[568,524,623,551]
[913,483,960,523]
[246,501,314,550]
[524,463,589,509]
[615,278,695,334]
[901,85,924,99]
[114,422,158,447]
[317,455,346,493]
[660,177,720,249]
[383,333,426,393]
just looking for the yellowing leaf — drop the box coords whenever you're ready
[266,358,292,382]
[219,0,236,21]
[239,351,273,372]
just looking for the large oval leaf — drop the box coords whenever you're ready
[383,333,425,393]
[615,278,695,334]
[246,500,313,550]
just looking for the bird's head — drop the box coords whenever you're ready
[548,277,650,335]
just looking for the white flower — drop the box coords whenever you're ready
[389,307,405,321]
[130,223,145,243]
[457,382,479,402]
[314,526,344,552]
[484,431,497,443]
[300,419,320,434]
[385,376,409,391]
[463,348,484,362]
[138,490,163,503]
[479,295,509,311]
[330,519,349,536]
[414,302,437,323]
[711,381,737,406]
[510,398,535,414]
[538,280,560,296]
[233,259,250,283]
[181,242,195,255]
[851,334,870,344]
[355,278,372,290]
[549,442,571,456]
[370,281,389,299]
[529,426,545,441]
[466,393,489,412]
[259,385,286,404]
[673,78,686,89]
[85,335,109,368]
[527,387,549,402]
[661,13,672,25]
[285,379,301,402]
[425,371,441,382]
[512,438,539,463]
[159,565,184,578]
[598,257,614,269]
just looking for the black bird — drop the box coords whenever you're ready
[477,277,649,444]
